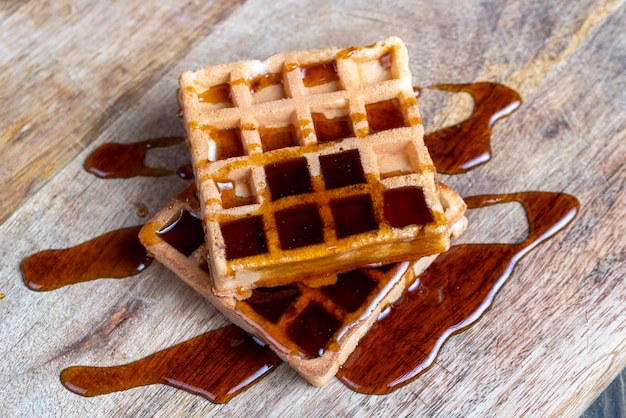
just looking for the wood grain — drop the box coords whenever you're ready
[1,0,624,416]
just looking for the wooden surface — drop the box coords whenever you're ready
[1,0,624,416]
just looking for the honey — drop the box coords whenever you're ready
[259,124,298,151]
[424,82,521,173]
[61,325,280,404]
[21,226,152,291]
[311,112,354,143]
[300,61,339,87]
[193,83,232,105]
[319,149,365,189]
[321,269,377,313]
[207,126,245,161]
[330,194,378,238]
[264,157,313,201]
[221,215,268,260]
[84,137,185,179]
[156,209,204,257]
[383,186,433,228]
[275,204,324,250]
[365,98,407,133]
[248,72,283,94]
[246,285,301,323]
[287,303,342,358]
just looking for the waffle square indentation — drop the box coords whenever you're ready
[287,302,341,358]
[245,285,301,323]
[275,204,324,250]
[156,209,204,257]
[365,98,408,133]
[374,140,419,179]
[357,49,393,86]
[331,195,378,238]
[319,149,365,190]
[300,60,342,94]
[259,124,298,152]
[215,169,257,209]
[321,269,376,313]
[312,112,353,143]
[265,157,312,200]
[208,127,245,162]
[383,186,433,228]
[248,72,285,103]
[194,83,232,107]
[221,216,268,260]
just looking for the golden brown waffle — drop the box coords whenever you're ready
[178,37,449,296]
[139,183,466,386]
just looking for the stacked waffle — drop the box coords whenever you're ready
[139,37,467,386]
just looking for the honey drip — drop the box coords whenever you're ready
[21,226,152,291]
[176,164,194,179]
[423,82,522,174]
[337,191,579,394]
[84,137,185,179]
[60,325,281,404]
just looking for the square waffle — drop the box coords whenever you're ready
[179,37,450,296]
[139,183,466,386]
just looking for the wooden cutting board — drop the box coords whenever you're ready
[1,1,624,416]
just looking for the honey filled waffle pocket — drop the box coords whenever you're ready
[179,37,449,296]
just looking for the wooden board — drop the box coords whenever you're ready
[1,0,624,416]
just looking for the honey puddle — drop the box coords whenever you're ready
[337,192,579,394]
[61,325,280,404]
[423,82,521,174]
[21,226,152,291]
[84,136,186,179]
[21,82,579,402]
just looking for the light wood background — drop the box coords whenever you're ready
[1,1,624,416]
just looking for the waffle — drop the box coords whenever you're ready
[138,183,466,386]
[178,37,449,296]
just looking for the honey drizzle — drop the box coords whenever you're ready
[423,82,522,174]
[337,191,579,394]
[258,125,298,151]
[60,324,281,403]
[21,226,152,291]
[300,61,339,87]
[248,73,283,94]
[192,83,232,104]
[84,137,186,179]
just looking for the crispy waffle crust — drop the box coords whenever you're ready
[178,37,449,296]
[139,183,466,386]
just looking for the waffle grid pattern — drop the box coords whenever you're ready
[179,37,448,294]
[235,263,408,359]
